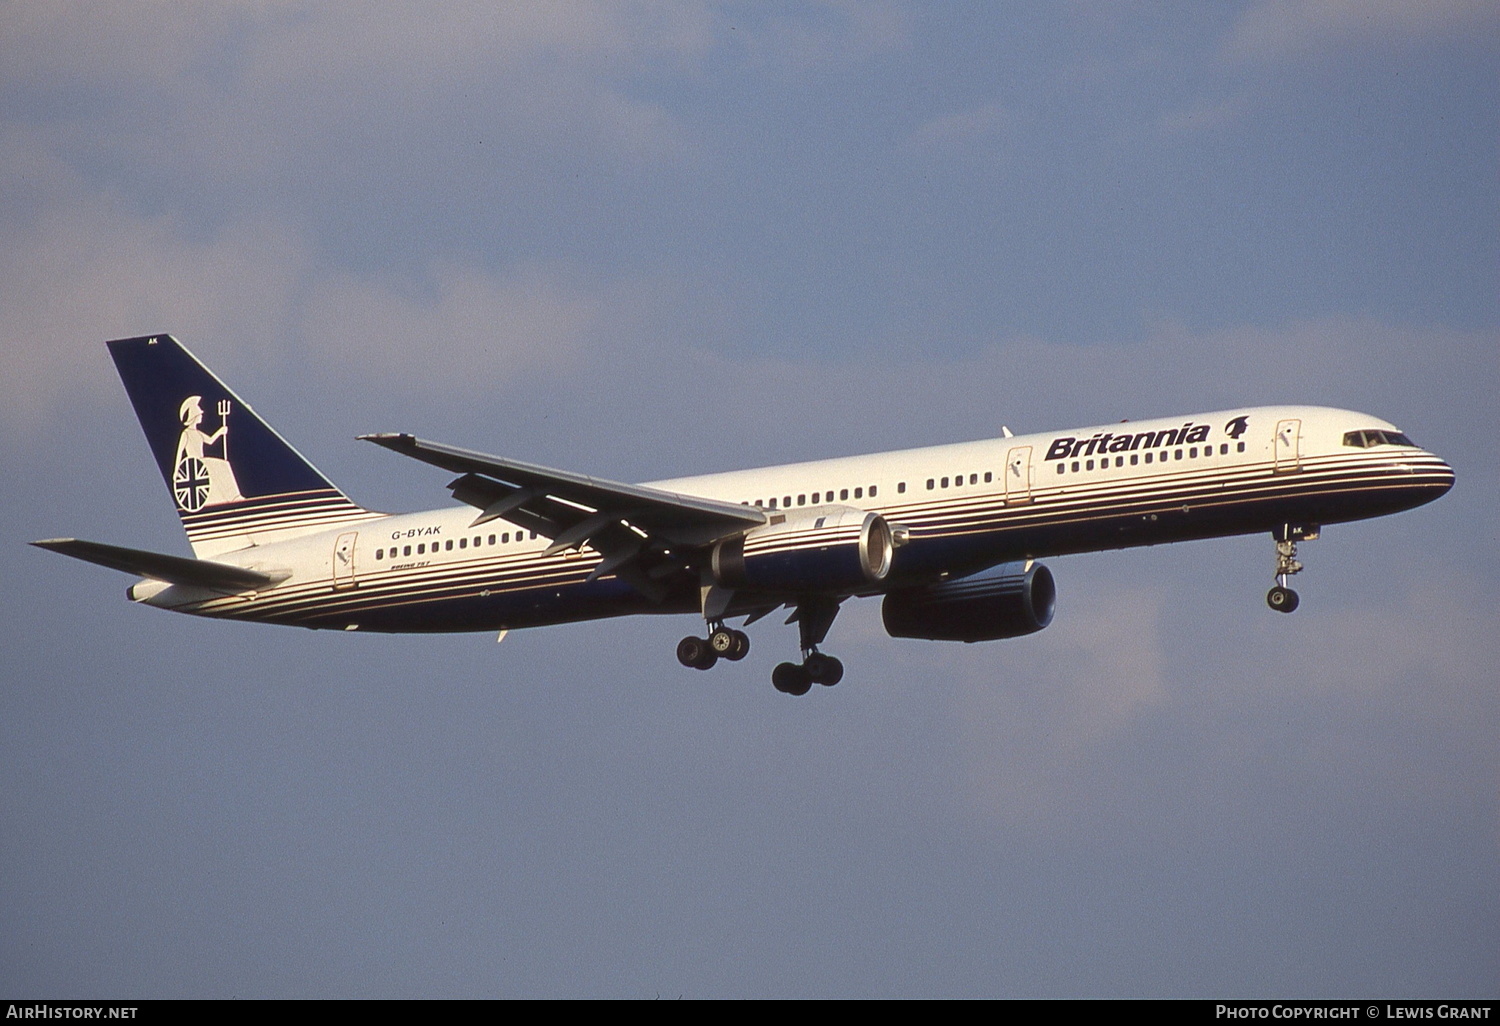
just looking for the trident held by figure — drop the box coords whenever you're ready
[217,399,231,463]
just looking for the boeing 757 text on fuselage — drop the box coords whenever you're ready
[34,335,1454,695]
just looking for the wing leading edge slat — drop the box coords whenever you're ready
[362,434,768,604]
[360,433,765,543]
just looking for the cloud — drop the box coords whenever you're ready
[7,158,1494,480]
[1225,0,1500,61]
[0,193,685,441]
[902,101,1011,154]
[727,1,908,74]
[1157,96,1245,135]
[0,2,716,88]
[946,579,1169,830]
[0,1,909,191]
[300,263,607,391]
[925,528,1499,839]
[0,2,713,246]
[0,160,311,437]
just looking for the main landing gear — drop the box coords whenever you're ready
[771,597,844,696]
[771,652,843,696]
[675,598,848,697]
[676,622,749,671]
[1267,523,1318,613]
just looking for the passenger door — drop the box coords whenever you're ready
[333,532,358,590]
[1005,445,1033,504]
[1274,419,1302,473]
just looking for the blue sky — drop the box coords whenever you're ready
[2,2,1496,997]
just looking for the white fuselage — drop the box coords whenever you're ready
[131,405,1454,633]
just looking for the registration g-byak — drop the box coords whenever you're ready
[35,336,1455,696]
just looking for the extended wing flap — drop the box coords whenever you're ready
[31,538,283,593]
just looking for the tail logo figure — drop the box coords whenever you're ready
[173,396,243,511]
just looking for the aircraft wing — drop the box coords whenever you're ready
[361,434,766,601]
[31,538,285,593]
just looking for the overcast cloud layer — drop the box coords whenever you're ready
[2,3,1496,998]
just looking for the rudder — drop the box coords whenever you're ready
[109,334,377,556]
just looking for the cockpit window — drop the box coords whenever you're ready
[1343,429,1415,448]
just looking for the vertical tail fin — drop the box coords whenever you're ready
[108,334,378,557]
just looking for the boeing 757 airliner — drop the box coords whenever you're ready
[34,335,1454,695]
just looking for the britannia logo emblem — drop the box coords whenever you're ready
[172,396,244,511]
[1224,415,1249,440]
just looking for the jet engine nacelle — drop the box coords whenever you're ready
[882,561,1056,642]
[712,507,894,593]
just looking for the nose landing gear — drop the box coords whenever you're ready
[1267,523,1317,613]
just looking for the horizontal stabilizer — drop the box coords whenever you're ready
[31,538,285,592]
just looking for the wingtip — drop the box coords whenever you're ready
[358,432,415,447]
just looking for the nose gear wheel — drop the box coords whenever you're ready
[1267,524,1316,614]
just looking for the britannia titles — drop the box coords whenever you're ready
[1045,422,1212,461]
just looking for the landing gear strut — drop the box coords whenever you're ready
[772,597,845,695]
[677,621,749,671]
[1267,523,1317,613]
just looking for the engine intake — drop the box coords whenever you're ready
[712,507,893,593]
[882,561,1055,642]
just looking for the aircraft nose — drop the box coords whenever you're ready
[1411,450,1457,502]
[1432,455,1456,495]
